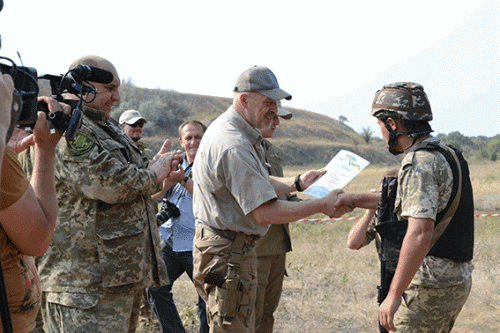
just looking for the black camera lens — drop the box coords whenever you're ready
[156,199,180,223]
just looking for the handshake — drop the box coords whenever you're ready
[319,190,381,219]
[296,169,382,220]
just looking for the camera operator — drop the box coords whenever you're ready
[0,72,70,333]
[18,55,182,333]
[149,120,209,333]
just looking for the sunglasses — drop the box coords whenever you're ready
[129,122,144,128]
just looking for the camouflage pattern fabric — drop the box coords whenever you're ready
[18,106,168,330]
[136,140,155,164]
[40,287,143,333]
[396,138,453,222]
[394,276,472,333]
[371,82,433,121]
[392,137,473,330]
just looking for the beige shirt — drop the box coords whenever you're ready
[192,107,277,235]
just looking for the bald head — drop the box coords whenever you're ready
[69,55,119,81]
[70,55,121,117]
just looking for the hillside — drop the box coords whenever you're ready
[109,82,401,167]
[39,79,497,167]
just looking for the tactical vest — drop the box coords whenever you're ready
[375,141,474,267]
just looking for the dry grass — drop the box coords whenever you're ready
[139,162,500,332]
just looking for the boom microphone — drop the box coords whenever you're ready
[68,65,114,84]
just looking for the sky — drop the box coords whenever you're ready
[0,0,496,136]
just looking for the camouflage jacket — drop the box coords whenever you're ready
[19,106,168,295]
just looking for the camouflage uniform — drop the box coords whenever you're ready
[254,138,299,333]
[136,140,155,162]
[19,105,168,333]
[392,137,473,332]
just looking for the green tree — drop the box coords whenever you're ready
[339,115,348,124]
[360,127,373,144]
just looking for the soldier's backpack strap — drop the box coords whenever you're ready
[410,141,463,248]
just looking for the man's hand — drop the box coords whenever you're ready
[8,96,70,153]
[379,293,401,331]
[151,139,172,165]
[8,128,34,153]
[332,192,357,216]
[318,189,346,217]
[148,149,183,182]
[162,163,186,190]
[300,169,326,190]
[0,74,14,144]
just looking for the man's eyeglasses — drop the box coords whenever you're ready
[129,122,144,128]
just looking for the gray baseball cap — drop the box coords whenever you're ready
[119,109,147,125]
[234,66,292,101]
[277,101,292,120]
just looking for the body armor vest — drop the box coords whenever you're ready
[375,141,474,269]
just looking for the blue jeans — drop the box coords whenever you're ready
[148,243,209,333]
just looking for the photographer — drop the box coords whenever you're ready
[0,72,70,333]
[19,55,182,333]
[149,120,209,333]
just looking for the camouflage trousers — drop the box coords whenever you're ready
[394,276,472,333]
[193,226,258,333]
[38,286,144,333]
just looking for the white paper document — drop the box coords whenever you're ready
[303,150,370,198]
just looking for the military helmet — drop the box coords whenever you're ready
[371,82,432,121]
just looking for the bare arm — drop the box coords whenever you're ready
[251,189,343,225]
[378,217,434,331]
[347,208,376,250]
[1,98,69,256]
[334,192,382,211]
[269,169,326,196]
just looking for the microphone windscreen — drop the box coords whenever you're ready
[85,66,114,84]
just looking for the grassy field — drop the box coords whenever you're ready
[141,161,500,332]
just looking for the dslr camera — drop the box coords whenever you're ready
[156,198,181,223]
[0,53,113,141]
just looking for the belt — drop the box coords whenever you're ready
[202,225,260,248]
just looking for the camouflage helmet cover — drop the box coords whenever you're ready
[371,82,432,121]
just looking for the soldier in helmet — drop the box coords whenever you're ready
[335,82,474,332]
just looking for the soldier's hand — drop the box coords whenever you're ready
[149,149,183,182]
[300,168,326,190]
[379,293,401,331]
[320,189,345,217]
[151,139,172,165]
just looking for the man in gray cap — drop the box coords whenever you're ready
[192,65,344,332]
[119,109,154,160]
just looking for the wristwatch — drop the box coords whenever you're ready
[294,174,303,192]
[180,176,189,187]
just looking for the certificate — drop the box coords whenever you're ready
[303,150,370,198]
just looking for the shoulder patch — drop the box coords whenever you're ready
[67,131,96,156]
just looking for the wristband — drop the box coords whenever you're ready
[294,174,303,192]
[180,176,189,186]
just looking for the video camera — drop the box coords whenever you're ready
[0,54,113,141]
